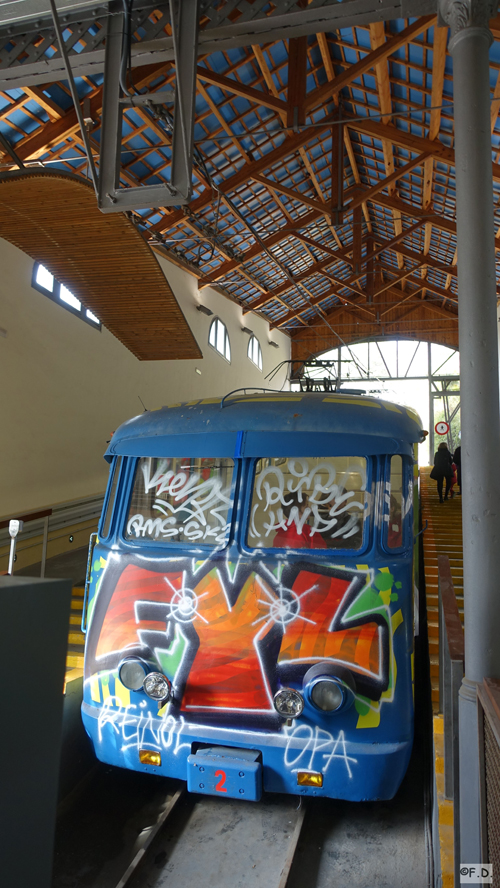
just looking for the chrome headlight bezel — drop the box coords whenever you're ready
[143,671,172,702]
[273,687,304,719]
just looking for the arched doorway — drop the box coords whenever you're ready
[289,338,460,465]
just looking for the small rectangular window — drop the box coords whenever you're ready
[101,456,122,538]
[247,456,368,551]
[32,261,101,330]
[36,264,54,292]
[60,284,81,311]
[125,457,235,546]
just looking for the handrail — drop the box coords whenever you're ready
[220,387,280,408]
[477,678,500,879]
[81,532,97,633]
[437,553,464,886]
[0,508,52,531]
[438,553,465,665]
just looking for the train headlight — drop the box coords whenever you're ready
[273,688,304,719]
[118,658,148,691]
[303,662,356,714]
[310,678,344,712]
[143,672,172,702]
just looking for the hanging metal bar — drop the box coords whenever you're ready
[49,0,98,194]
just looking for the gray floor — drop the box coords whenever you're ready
[52,739,427,888]
[16,545,89,586]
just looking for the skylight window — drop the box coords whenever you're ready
[32,262,101,331]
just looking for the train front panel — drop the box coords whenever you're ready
[82,441,416,802]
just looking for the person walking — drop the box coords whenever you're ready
[431,441,454,502]
[453,445,461,494]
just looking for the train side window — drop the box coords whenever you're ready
[125,456,235,546]
[247,456,368,551]
[100,456,122,538]
[386,455,404,549]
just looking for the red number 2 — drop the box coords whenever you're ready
[215,770,227,792]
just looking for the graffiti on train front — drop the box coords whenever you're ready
[86,554,404,733]
[96,695,358,778]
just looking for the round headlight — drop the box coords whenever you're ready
[310,678,344,712]
[273,688,304,718]
[118,658,148,691]
[143,672,172,702]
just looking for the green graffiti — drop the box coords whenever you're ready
[156,624,187,682]
[354,696,371,716]
[374,572,394,592]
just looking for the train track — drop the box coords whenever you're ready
[53,767,309,888]
[111,788,307,888]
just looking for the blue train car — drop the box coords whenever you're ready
[81,391,424,802]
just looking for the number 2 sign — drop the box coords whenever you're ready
[215,770,227,792]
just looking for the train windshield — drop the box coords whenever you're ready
[125,456,235,546]
[247,456,368,551]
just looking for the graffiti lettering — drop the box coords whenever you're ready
[284,724,357,778]
[126,457,234,545]
[249,457,367,548]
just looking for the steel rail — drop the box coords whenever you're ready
[112,786,185,888]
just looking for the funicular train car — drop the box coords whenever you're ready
[81,391,424,802]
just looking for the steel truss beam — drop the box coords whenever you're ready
[98,0,199,211]
[0,0,436,91]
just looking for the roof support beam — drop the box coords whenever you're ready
[287,36,307,129]
[304,16,436,114]
[196,65,287,114]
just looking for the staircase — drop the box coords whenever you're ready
[420,466,464,711]
[65,585,86,686]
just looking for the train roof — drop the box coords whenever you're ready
[104,391,425,461]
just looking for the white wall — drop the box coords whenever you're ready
[0,238,290,517]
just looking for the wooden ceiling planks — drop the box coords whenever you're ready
[0,170,201,361]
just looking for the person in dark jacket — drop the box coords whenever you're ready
[453,445,461,494]
[432,442,454,502]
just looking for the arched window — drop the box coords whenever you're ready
[247,334,262,371]
[209,317,231,362]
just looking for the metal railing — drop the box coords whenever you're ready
[0,508,52,576]
[477,678,500,882]
[438,553,465,884]
[0,493,104,575]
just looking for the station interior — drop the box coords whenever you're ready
[1,1,500,886]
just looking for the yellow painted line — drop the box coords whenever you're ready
[323,397,381,408]
[65,668,84,684]
[184,399,200,405]
[382,402,402,413]
[66,653,85,668]
[68,632,85,645]
[90,673,100,702]
[406,407,421,423]
[200,397,222,404]
[231,396,303,402]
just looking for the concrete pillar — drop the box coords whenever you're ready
[438,0,500,875]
